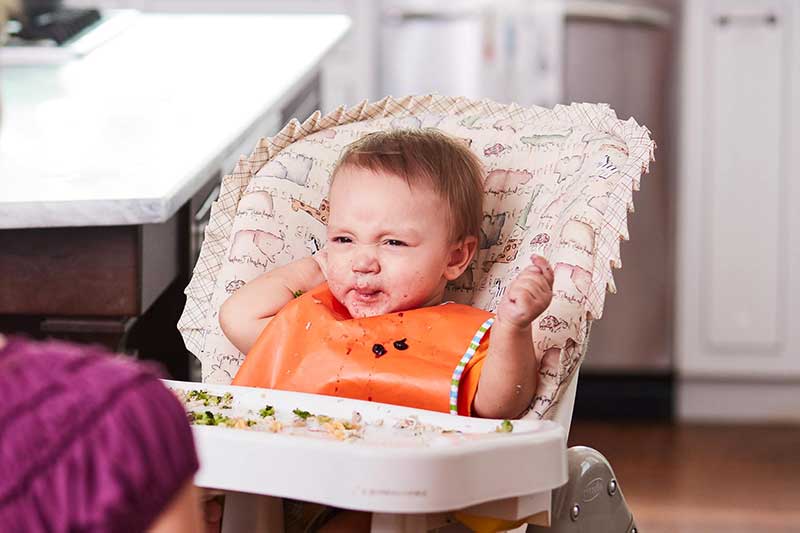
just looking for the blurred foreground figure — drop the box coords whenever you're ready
[0,335,202,532]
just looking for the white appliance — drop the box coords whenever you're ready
[380,0,489,99]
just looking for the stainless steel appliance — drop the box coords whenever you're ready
[562,0,676,375]
[380,0,677,380]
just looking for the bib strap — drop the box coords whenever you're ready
[449,317,495,415]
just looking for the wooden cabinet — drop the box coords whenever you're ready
[676,0,800,420]
[0,213,188,375]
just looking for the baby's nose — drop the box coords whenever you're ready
[351,246,380,274]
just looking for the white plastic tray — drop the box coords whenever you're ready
[165,380,568,514]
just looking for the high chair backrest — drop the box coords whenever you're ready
[178,95,653,427]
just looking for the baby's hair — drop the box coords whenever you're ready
[332,129,485,243]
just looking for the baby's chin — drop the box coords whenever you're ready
[339,292,404,318]
[343,300,396,318]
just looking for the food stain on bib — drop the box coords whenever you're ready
[372,343,387,357]
[393,338,409,350]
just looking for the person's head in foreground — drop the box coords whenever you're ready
[325,129,484,318]
[0,334,202,532]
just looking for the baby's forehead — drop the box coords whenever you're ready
[328,164,461,237]
[330,167,443,203]
[330,164,435,189]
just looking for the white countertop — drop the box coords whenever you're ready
[0,13,350,229]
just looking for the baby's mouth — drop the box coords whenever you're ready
[352,287,383,303]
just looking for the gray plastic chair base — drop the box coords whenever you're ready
[528,446,639,533]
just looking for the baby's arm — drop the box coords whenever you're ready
[472,256,553,420]
[219,255,326,354]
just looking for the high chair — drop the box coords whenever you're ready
[176,94,653,532]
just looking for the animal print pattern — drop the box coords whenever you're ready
[178,95,654,420]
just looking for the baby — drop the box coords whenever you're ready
[220,128,553,420]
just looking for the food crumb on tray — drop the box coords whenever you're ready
[172,387,514,442]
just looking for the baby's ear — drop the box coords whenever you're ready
[444,236,478,281]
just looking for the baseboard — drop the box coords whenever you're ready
[572,372,673,420]
[678,378,800,423]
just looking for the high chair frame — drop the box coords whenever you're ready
[177,95,652,533]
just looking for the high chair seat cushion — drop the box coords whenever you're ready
[178,95,653,420]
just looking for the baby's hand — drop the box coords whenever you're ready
[496,255,554,329]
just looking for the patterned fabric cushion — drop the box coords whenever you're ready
[178,95,654,420]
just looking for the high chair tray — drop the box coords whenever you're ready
[165,380,568,513]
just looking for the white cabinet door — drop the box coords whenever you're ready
[677,0,800,378]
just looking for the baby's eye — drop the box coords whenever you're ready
[331,236,352,244]
[384,239,407,247]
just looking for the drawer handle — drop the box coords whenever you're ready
[716,13,778,26]
[565,1,671,29]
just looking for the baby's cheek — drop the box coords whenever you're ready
[326,277,347,299]
[324,259,347,284]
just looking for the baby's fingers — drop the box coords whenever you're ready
[533,277,553,305]
[531,255,554,286]
[517,264,553,289]
[511,276,549,305]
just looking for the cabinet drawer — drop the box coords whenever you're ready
[0,215,179,317]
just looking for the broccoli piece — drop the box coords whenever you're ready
[220,392,234,408]
[190,410,240,427]
[187,390,210,402]
[496,419,514,433]
[247,420,257,427]
[192,410,218,426]
[293,408,312,420]
[258,405,275,418]
[292,289,305,298]
[186,390,233,408]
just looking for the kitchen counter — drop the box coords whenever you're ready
[0,12,350,229]
[0,13,350,376]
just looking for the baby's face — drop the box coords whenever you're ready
[326,166,462,318]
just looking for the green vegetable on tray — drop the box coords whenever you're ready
[186,390,233,408]
[191,410,230,426]
[293,408,312,420]
[258,405,275,418]
[187,390,209,402]
[189,410,258,429]
[220,392,234,407]
[496,419,514,433]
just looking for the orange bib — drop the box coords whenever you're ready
[232,283,494,415]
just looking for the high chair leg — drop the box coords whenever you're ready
[528,446,638,533]
[371,512,429,533]
[220,492,284,533]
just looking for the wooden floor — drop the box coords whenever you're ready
[567,422,800,533]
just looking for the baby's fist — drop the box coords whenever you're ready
[496,255,554,329]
